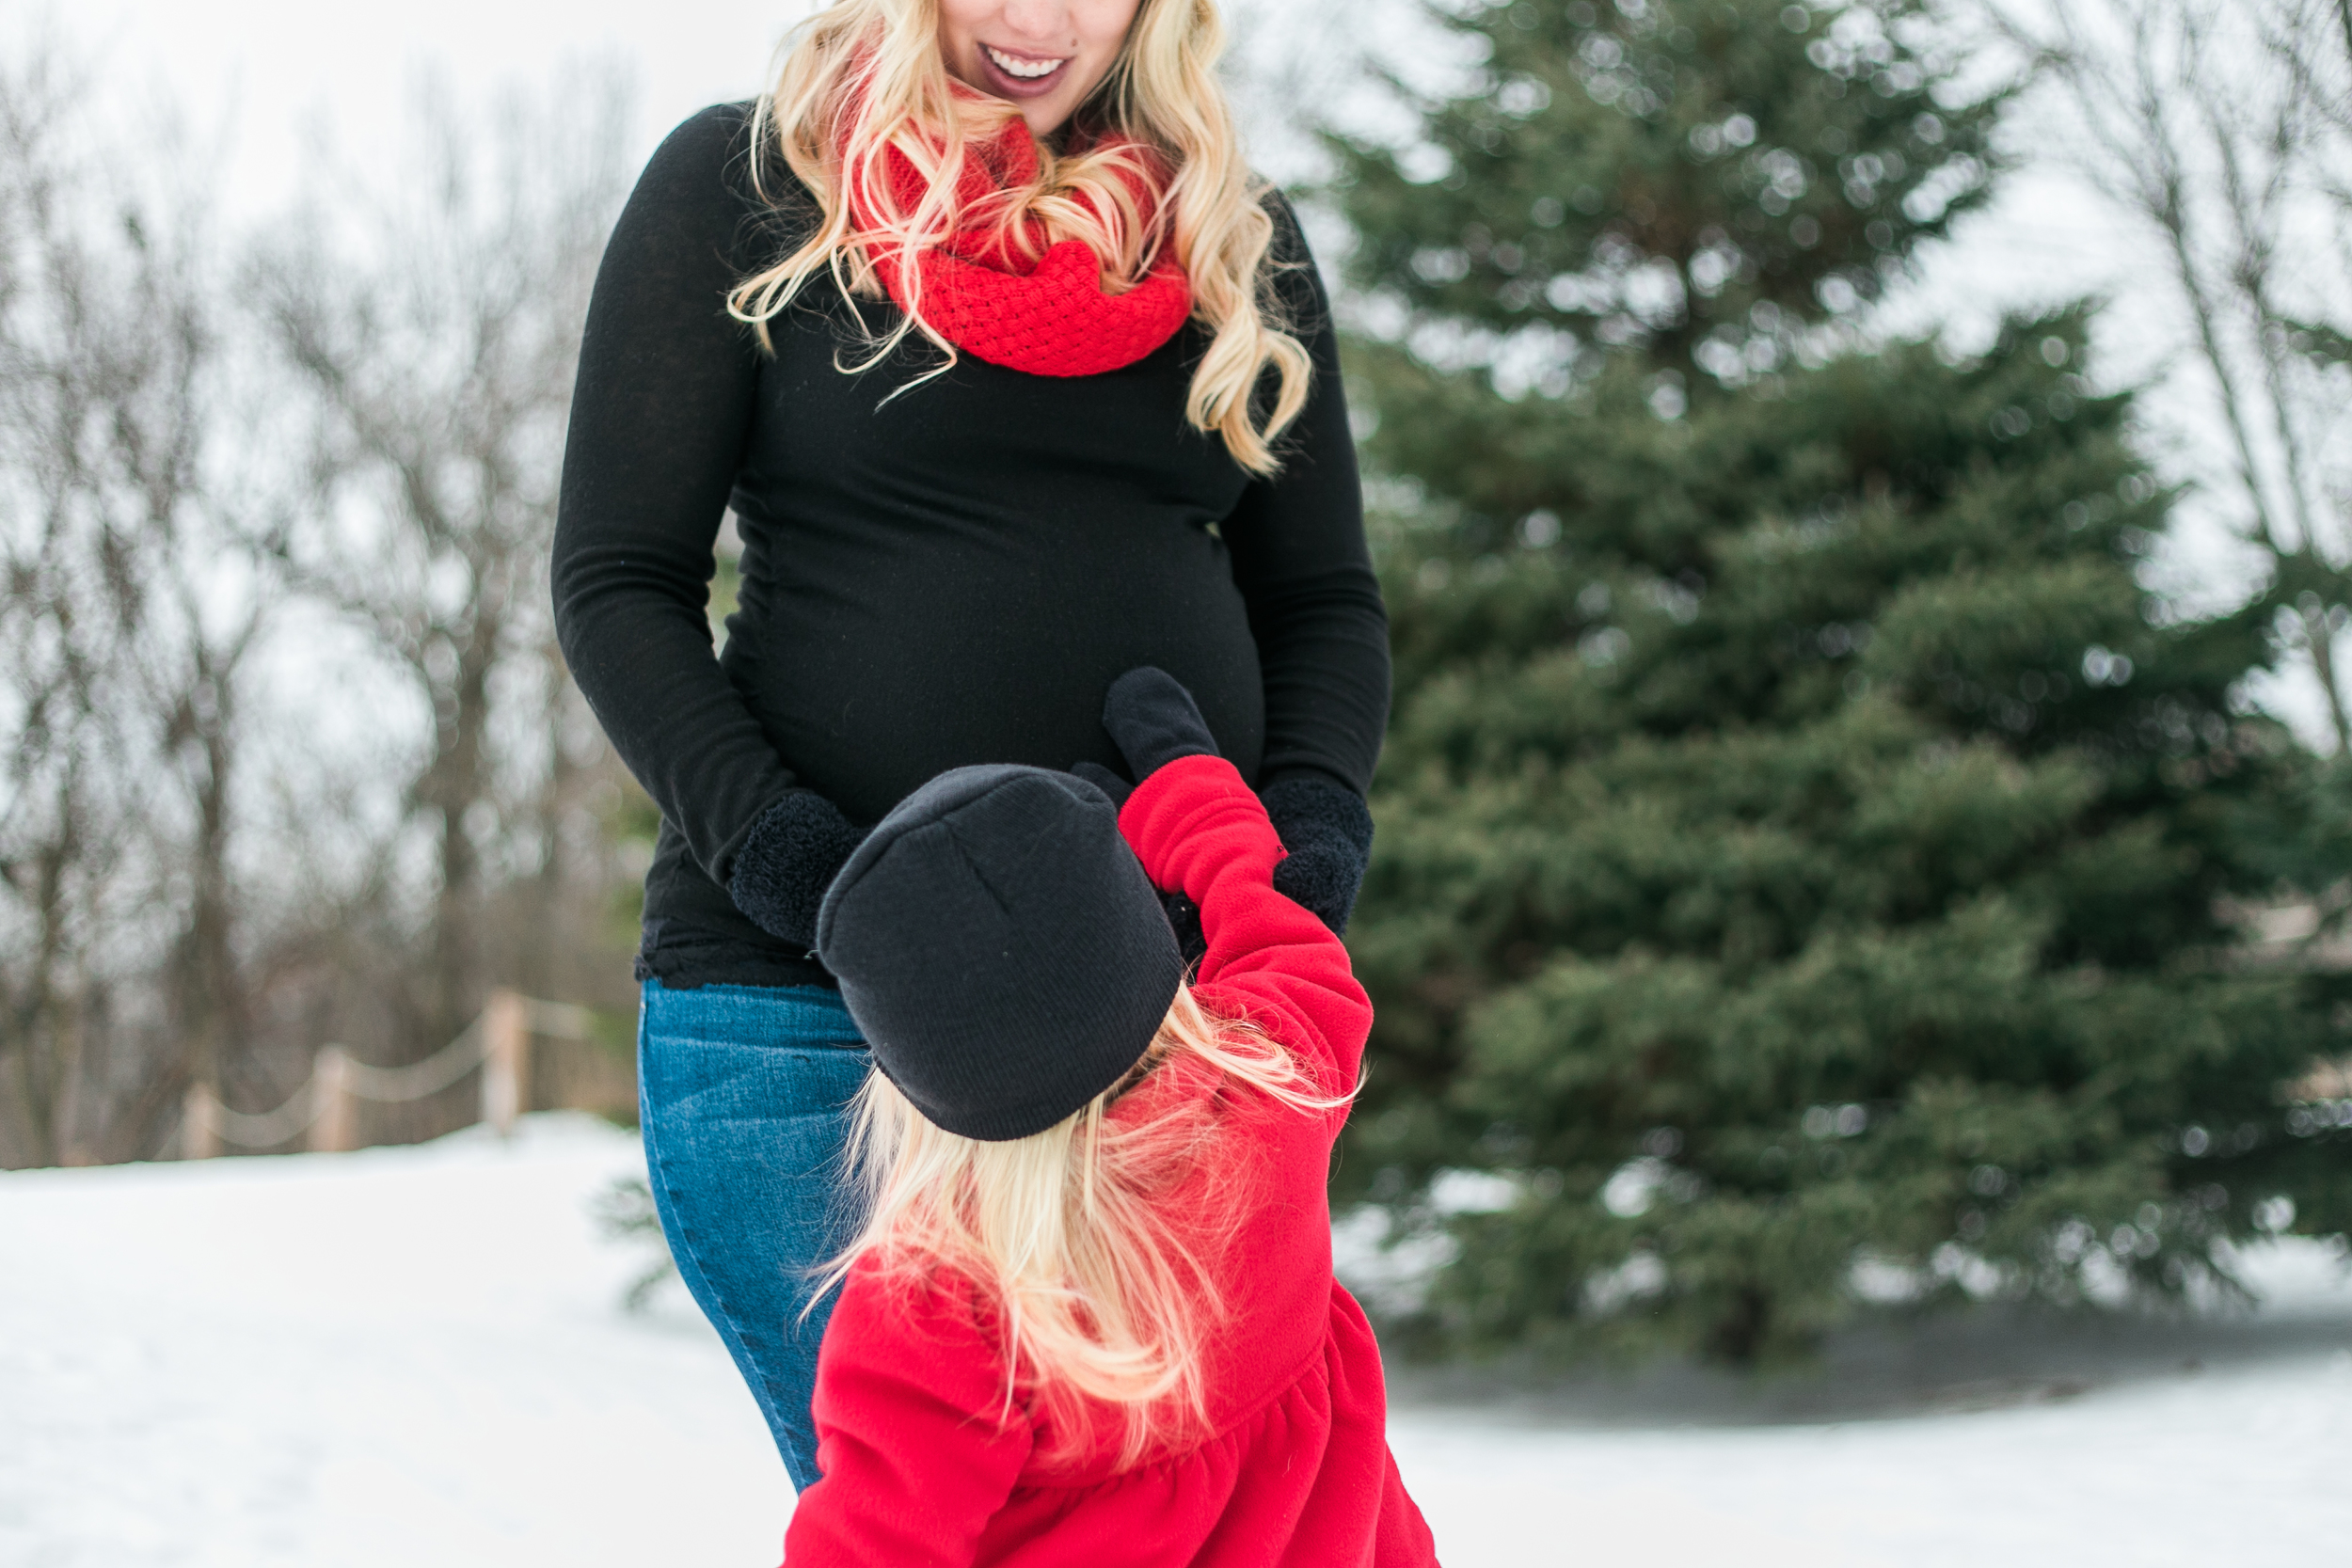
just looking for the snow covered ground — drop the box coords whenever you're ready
[5,1114,2347,1566]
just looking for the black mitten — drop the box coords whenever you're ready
[1263,773,1375,936]
[727,789,865,949]
[1101,667,1219,779]
[1070,760,1134,807]
[1076,685,1212,961]
[1073,759,1203,960]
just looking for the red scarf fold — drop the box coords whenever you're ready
[845,103,1192,378]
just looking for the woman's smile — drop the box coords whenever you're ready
[982,44,1067,85]
[938,0,1140,133]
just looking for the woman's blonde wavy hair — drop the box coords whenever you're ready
[726,0,1312,475]
[817,983,1353,1470]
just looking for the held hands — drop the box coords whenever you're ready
[1072,666,1220,806]
[1073,667,1223,959]
[1073,667,1374,939]
[723,669,1374,958]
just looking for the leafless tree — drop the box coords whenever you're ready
[3,37,652,1165]
[245,67,635,1057]
[1992,0,2352,749]
[0,39,271,1164]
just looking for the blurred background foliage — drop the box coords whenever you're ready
[0,55,651,1164]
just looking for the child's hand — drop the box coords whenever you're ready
[1100,667,1219,781]
[1079,669,1222,963]
[1069,761,1134,806]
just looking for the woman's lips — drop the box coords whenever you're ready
[977,44,1070,100]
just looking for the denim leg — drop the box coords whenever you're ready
[636,979,872,1491]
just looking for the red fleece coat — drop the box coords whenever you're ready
[781,754,1438,1567]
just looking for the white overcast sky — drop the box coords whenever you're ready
[53,0,808,214]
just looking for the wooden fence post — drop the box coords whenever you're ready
[182,1083,219,1161]
[310,1047,358,1154]
[481,990,532,1138]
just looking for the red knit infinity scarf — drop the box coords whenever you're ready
[846,107,1191,378]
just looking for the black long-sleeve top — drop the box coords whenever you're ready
[552,103,1389,990]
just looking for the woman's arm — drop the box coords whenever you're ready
[552,105,851,926]
[1220,195,1389,929]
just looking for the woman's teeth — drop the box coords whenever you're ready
[985,46,1066,80]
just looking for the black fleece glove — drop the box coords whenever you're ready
[1263,773,1375,936]
[1070,761,1134,807]
[726,789,865,950]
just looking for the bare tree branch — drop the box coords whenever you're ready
[0,37,276,1163]
[1989,0,2352,752]
[244,66,633,1052]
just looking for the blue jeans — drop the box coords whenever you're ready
[637,978,871,1490]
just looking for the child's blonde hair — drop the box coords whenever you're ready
[818,983,1352,1468]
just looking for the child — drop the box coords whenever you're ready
[783,669,1437,1566]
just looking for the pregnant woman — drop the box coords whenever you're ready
[551,0,1387,1489]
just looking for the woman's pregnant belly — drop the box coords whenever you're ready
[722,509,1265,826]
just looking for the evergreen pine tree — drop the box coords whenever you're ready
[1329,0,2348,1363]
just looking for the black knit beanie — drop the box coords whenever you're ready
[814,765,1185,1142]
